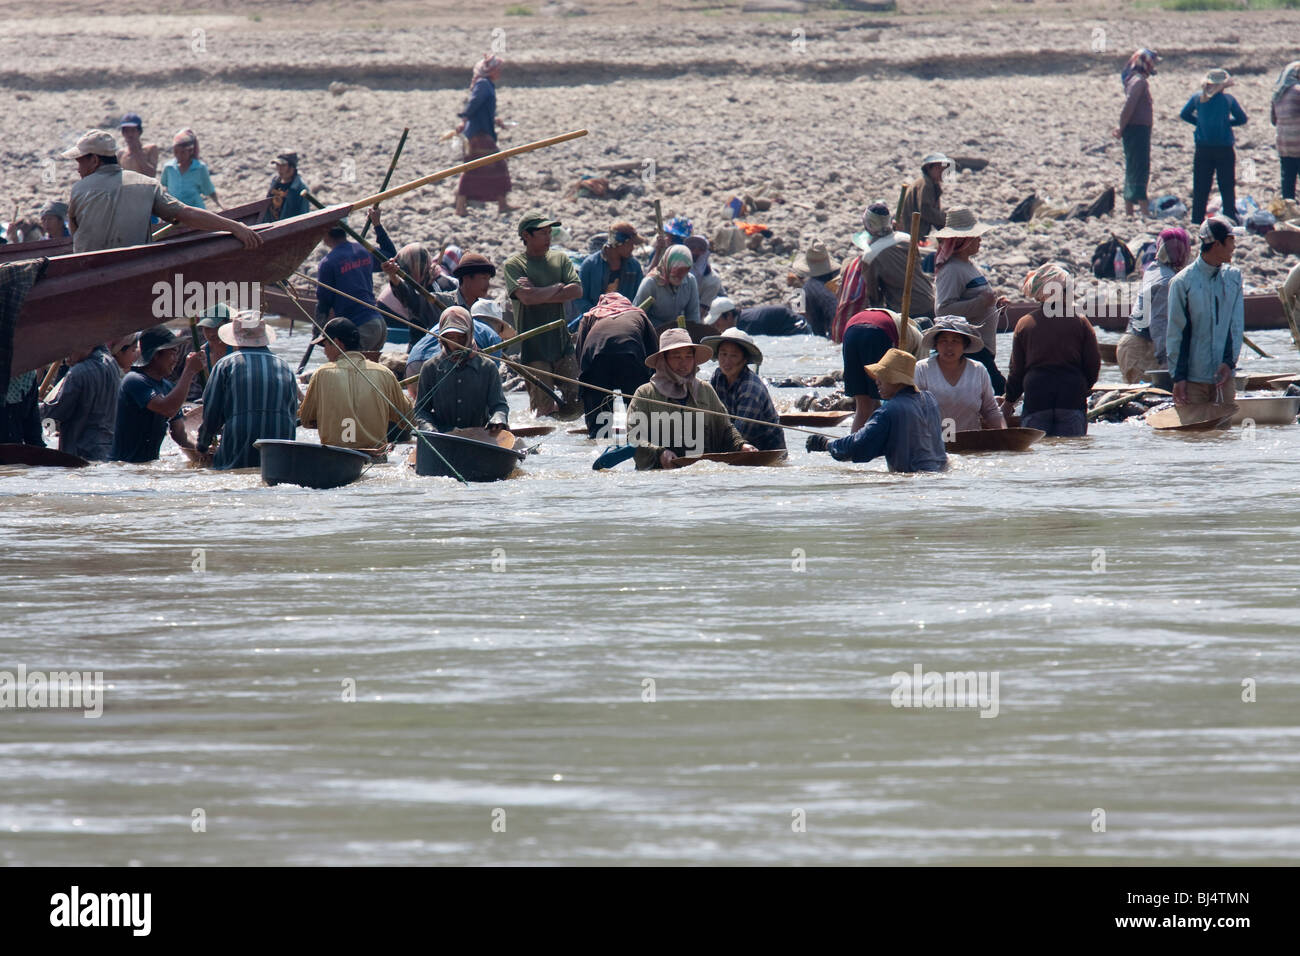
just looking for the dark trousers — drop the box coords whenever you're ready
[969,346,1007,395]
[1192,144,1236,224]
[1281,156,1300,201]
[1121,124,1151,202]
[580,352,650,438]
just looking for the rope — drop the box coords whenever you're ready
[290,272,846,441]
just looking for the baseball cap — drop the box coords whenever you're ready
[270,151,299,168]
[136,325,183,365]
[195,303,232,329]
[517,211,561,236]
[61,130,117,160]
[311,317,361,351]
[707,296,738,323]
[609,221,645,246]
[119,113,143,130]
[1198,215,1236,244]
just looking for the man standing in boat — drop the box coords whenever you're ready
[64,130,261,254]
[1166,215,1244,406]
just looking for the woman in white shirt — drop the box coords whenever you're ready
[914,317,1006,433]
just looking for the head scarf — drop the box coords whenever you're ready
[1273,60,1300,108]
[471,54,504,87]
[648,345,703,402]
[396,243,435,288]
[684,235,712,278]
[441,244,462,275]
[172,127,199,157]
[654,244,694,288]
[438,306,475,363]
[1155,227,1192,269]
[935,236,980,268]
[1021,262,1072,303]
[1201,68,1235,102]
[862,202,893,239]
[1121,48,1159,88]
[587,292,644,323]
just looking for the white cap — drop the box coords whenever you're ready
[470,298,503,321]
[707,296,738,324]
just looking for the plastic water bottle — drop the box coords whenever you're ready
[1113,245,1126,279]
[613,389,627,443]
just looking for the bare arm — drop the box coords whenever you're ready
[172,205,262,249]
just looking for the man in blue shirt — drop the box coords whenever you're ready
[574,221,648,319]
[111,326,203,462]
[806,348,947,473]
[315,226,387,351]
[1180,68,1249,224]
[1166,215,1244,406]
[262,151,309,223]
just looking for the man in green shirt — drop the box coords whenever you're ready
[502,211,582,415]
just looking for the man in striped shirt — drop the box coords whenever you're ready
[198,311,300,469]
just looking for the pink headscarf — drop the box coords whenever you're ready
[586,292,644,323]
[471,54,505,87]
[935,237,980,269]
[1155,227,1191,270]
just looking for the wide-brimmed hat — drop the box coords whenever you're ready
[218,310,276,348]
[865,348,917,387]
[921,152,956,175]
[701,326,763,366]
[645,327,713,368]
[195,303,232,329]
[1203,68,1235,89]
[453,252,496,279]
[920,316,983,354]
[61,129,117,159]
[707,296,739,324]
[933,207,993,238]
[136,325,183,365]
[792,239,839,278]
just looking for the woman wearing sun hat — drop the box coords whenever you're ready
[629,328,755,469]
[1179,68,1248,224]
[899,153,955,239]
[700,327,785,452]
[914,317,1006,433]
[933,207,1007,394]
[806,348,947,473]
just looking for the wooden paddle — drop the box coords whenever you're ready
[1242,333,1271,359]
[666,450,788,469]
[898,211,922,326]
[37,362,61,400]
[358,128,409,240]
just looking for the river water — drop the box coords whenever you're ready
[3,324,1298,865]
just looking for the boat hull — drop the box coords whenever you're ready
[413,429,525,481]
[253,439,370,489]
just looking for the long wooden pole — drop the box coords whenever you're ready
[899,211,923,326]
[347,129,587,212]
[37,361,61,400]
[398,320,566,387]
[358,127,409,240]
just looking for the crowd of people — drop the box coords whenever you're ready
[1,51,1291,476]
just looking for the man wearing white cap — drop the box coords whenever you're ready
[63,129,261,254]
[1166,215,1244,406]
[198,311,299,469]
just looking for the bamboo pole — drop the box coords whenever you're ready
[358,127,409,240]
[899,211,923,326]
[348,129,587,212]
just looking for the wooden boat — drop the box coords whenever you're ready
[509,425,555,438]
[1228,396,1300,426]
[667,449,788,468]
[0,443,89,468]
[1267,373,1300,389]
[779,410,851,427]
[8,202,347,376]
[253,439,372,488]
[0,198,269,265]
[945,427,1045,453]
[567,426,592,435]
[1145,402,1237,431]
[1004,293,1285,333]
[952,155,989,172]
[1265,229,1300,256]
[413,428,525,481]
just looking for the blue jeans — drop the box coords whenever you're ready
[1022,408,1087,437]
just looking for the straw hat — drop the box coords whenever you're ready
[932,207,993,239]
[919,316,983,354]
[792,239,839,278]
[865,348,917,387]
[700,327,763,366]
[218,309,276,348]
[644,327,712,368]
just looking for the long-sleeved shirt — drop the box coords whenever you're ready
[1119,73,1153,129]
[1166,256,1245,385]
[828,388,947,473]
[629,379,746,470]
[38,345,120,460]
[159,158,216,208]
[913,357,1004,433]
[299,352,412,448]
[459,77,498,141]
[936,258,998,353]
[899,175,945,238]
[198,347,300,470]
[415,352,509,432]
[262,172,310,222]
[1125,261,1178,365]
[710,367,786,451]
[316,241,384,328]
[1180,92,1248,147]
[861,240,936,319]
[575,308,659,372]
[1273,85,1300,158]
[575,250,646,318]
[633,273,700,328]
[1004,308,1101,411]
